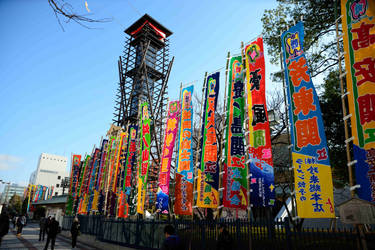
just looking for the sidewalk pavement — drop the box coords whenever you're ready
[0,223,136,250]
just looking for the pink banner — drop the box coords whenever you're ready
[156,101,181,213]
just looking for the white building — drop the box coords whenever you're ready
[29,153,69,196]
[0,184,26,203]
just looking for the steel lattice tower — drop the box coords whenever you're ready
[113,14,173,211]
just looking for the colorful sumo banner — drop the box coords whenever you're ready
[174,85,194,215]
[77,156,90,198]
[137,102,152,214]
[281,22,335,218]
[123,125,138,214]
[342,0,375,202]
[156,101,181,214]
[96,139,108,191]
[197,72,220,208]
[66,154,82,214]
[245,37,275,207]
[87,148,101,212]
[113,132,128,193]
[223,56,248,209]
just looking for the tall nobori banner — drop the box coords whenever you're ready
[156,101,181,214]
[87,148,101,212]
[69,155,82,197]
[136,102,152,214]
[342,0,375,202]
[96,139,108,191]
[245,37,275,207]
[66,154,82,214]
[123,125,138,215]
[196,72,220,208]
[113,132,128,193]
[77,156,90,198]
[223,56,248,209]
[174,85,194,215]
[282,22,335,218]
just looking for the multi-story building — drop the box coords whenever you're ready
[29,153,69,196]
[0,184,26,203]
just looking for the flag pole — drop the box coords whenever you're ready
[193,72,208,218]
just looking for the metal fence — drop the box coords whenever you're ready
[62,215,375,250]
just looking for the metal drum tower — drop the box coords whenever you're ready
[113,14,174,212]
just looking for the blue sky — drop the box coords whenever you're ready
[0,0,279,191]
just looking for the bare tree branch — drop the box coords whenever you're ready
[48,0,112,31]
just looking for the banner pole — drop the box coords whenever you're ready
[193,72,208,218]
[172,84,182,220]
[241,41,252,223]
[335,14,354,197]
[218,52,231,221]
[279,31,296,219]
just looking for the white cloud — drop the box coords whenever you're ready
[0,155,22,170]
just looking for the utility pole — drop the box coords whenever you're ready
[61,177,70,195]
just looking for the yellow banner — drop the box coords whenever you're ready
[342,0,375,148]
[136,178,146,214]
[196,169,219,208]
[91,190,99,211]
[342,0,375,202]
[293,152,335,218]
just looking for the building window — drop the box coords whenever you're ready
[58,176,61,180]
[56,184,60,188]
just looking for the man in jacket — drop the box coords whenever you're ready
[70,217,80,249]
[161,224,182,250]
[0,207,10,247]
[44,217,59,250]
[39,216,47,241]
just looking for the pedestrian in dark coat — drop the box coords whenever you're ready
[44,217,59,250]
[161,224,182,250]
[39,216,47,241]
[217,223,232,250]
[0,208,10,247]
[16,215,25,236]
[70,217,80,248]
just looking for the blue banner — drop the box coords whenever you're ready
[197,72,220,208]
[174,85,194,215]
[281,22,335,218]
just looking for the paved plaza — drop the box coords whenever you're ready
[0,223,134,250]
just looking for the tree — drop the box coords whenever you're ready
[8,194,23,215]
[262,1,348,186]
[320,70,347,187]
[48,0,111,31]
[262,0,345,229]
[261,0,341,81]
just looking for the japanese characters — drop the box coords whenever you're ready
[223,56,248,209]
[282,22,335,218]
[196,72,220,209]
[174,86,194,215]
[342,0,375,202]
[136,102,151,214]
[245,37,275,207]
[156,101,181,214]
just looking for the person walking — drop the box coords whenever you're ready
[12,215,16,229]
[161,224,182,250]
[39,216,47,241]
[217,223,232,250]
[0,207,10,247]
[16,215,25,236]
[70,217,80,249]
[44,217,59,250]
